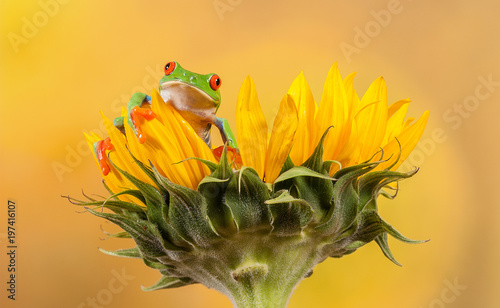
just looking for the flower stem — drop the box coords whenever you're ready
[186,236,321,308]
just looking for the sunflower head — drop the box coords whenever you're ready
[72,63,429,308]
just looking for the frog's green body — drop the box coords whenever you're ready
[114,61,237,149]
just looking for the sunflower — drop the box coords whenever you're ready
[74,63,429,308]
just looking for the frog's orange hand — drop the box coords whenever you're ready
[212,145,243,167]
[94,137,114,176]
[130,106,156,144]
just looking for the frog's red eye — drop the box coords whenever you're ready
[210,74,221,90]
[164,62,176,75]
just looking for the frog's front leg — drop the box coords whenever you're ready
[113,93,155,143]
[214,116,238,149]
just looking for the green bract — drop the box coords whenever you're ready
[72,131,424,308]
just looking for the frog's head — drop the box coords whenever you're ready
[158,61,222,116]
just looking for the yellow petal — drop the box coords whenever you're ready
[152,88,213,184]
[139,115,196,189]
[150,88,215,163]
[287,72,317,164]
[316,63,350,161]
[403,117,415,129]
[388,99,411,118]
[137,90,216,189]
[329,116,360,174]
[316,64,348,134]
[354,77,388,162]
[168,104,216,185]
[101,112,155,186]
[382,99,411,146]
[377,110,430,170]
[124,117,154,168]
[84,131,139,204]
[124,113,192,188]
[264,95,298,183]
[84,132,104,178]
[150,87,170,125]
[236,76,268,179]
[343,71,358,117]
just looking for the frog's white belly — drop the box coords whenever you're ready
[160,81,217,145]
[160,81,216,122]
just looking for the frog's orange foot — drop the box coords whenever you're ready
[130,106,156,144]
[97,137,114,176]
[212,145,242,165]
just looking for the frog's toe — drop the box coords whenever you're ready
[130,106,157,144]
[94,137,114,176]
[113,116,126,134]
[212,145,242,166]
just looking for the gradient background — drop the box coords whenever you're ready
[1,0,498,307]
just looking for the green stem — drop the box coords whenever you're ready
[228,270,299,308]
[167,232,323,308]
[193,239,319,308]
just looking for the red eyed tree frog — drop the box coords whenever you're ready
[113,61,238,150]
[95,62,240,176]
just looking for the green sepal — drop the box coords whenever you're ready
[99,247,142,259]
[343,240,366,250]
[380,217,428,244]
[108,189,147,206]
[273,163,335,220]
[331,160,379,180]
[66,195,146,217]
[324,160,342,174]
[211,143,233,180]
[107,159,164,206]
[147,165,199,249]
[121,149,170,200]
[266,190,308,205]
[301,127,332,174]
[77,200,146,215]
[101,230,132,239]
[341,211,426,258]
[375,233,402,266]
[326,210,385,254]
[224,167,272,232]
[280,155,295,174]
[198,145,237,237]
[175,157,218,173]
[142,257,173,270]
[282,129,337,220]
[273,156,296,192]
[266,190,314,236]
[274,166,335,184]
[110,160,185,251]
[358,169,417,212]
[102,180,117,200]
[317,161,379,235]
[350,210,385,244]
[86,208,168,257]
[384,138,403,171]
[197,176,231,186]
[158,176,220,247]
[142,276,195,291]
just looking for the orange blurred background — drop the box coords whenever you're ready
[1,0,498,307]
